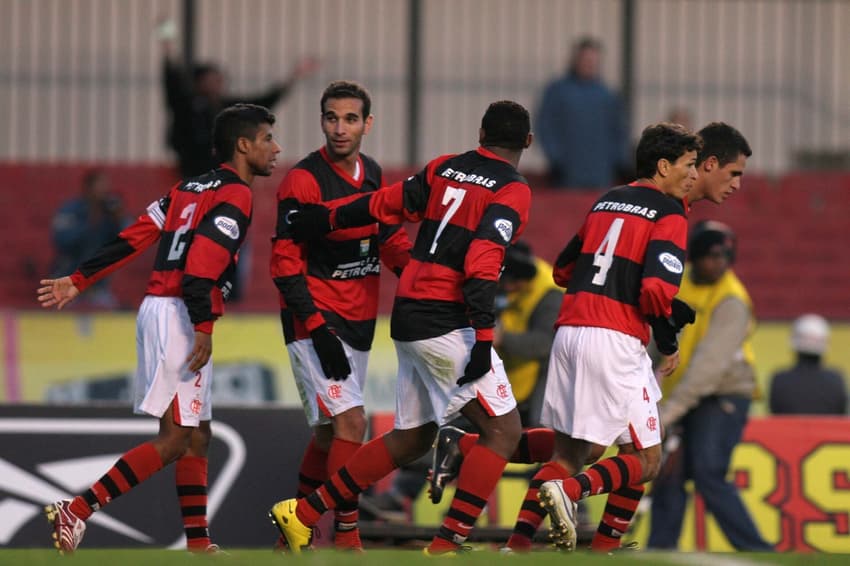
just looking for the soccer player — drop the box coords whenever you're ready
[269,100,533,555]
[429,121,752,552]
[269,80,411,551]
[37,103,280,554]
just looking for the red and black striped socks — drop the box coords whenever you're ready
[328,438,363,549]
[176,455,210,551]
[296,438,328,499]
[429,444,508,552]
[592,483,644,551]
[69,442,163,520]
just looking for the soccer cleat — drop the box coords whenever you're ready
[268,499,313,554]
[538,480,578,552]
[45,500,86,555]
[272,534,289,552]
[423,544,472,557]
[428,426,466,504]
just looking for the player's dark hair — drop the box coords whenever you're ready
[635,122,702,179]
[697,122,752,167]
[212,103,276,163]
[193,62,221,82]
[321,80,371,119]
[480,100,531,150]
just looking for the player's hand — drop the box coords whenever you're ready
[670,298,696,331]
[288,204,333,242]
[37,277,80,310]
[310,325,351,380]
[656,350,680,378]
[291,55,320,80]
[186,331,212,372]
[456,341,493,386]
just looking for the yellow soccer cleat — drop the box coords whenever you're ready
[268,499,313,554]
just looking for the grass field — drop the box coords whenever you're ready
[0,548,846,566]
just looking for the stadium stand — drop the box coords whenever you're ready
[2,164,848,320]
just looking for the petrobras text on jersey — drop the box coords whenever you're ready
[439,167,498,188]
[331,257,381,279]
[593,200,658,219]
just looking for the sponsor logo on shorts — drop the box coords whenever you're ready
[494,219,513,242]
[328,384,342,399]
[658,252,683,274]
[214,216,240,240]
[647,415,658,432]
[496,383,509,399]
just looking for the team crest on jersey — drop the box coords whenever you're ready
[214,216,240,240]
[658,252,683,274]
[494,219,514,242]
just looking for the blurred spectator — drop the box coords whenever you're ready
[666,106,694,131]
[536,36,630,189]
[495,241,562,427]
[158,20,318,177]
[649,221,772,551]
[50,169,128,308]
[769,314,848,415]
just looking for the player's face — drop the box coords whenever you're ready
[321,97,373,160]
[246,123,281,177]
[661,150,698,200]
[703,153,747,204]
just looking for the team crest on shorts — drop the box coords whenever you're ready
[496,383,509,399]
[191,398,203,415]
[328,384,343,399]
[647,416,657,432]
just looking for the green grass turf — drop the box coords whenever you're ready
[1,548,848,566]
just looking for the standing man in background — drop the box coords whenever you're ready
[536,36,630,189]
[648,221,773,552]
[38,104,280,554]
[769,314,847,415]
[270,80,411,551]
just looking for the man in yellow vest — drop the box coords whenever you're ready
[648,221,772,551]
[495,241,563,427]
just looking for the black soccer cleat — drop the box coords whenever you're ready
[428,426,466,504]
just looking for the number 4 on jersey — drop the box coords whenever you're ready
[592,218,624,286]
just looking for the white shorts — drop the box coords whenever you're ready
[540,325,662,449]
[287,337,369,427]
[134,296,212,426]
[393,328,517,430]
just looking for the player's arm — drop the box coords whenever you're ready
[377,223,412,277]
[38,197,168,309]
[271,170,350,380]
[271,170,327,330]
[661,297,751,425]
[458,182,531,386]
[640,213,688,356]
[182,186,251,355]
[552,228,585,288]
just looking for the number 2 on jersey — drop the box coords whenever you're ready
[429,185,467,254]
[167,203,197,261]
[592,217,624,285]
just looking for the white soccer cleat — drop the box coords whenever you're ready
[538,480,578,551]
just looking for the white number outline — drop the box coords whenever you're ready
[591,217,624,285]
[429,185,467,254]
[167,203,198,261]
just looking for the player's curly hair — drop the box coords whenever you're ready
[635,122,702,179]
[212,103,276,163]
[480,100,531,150]
[321,80,372,118]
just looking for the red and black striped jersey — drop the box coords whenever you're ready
[70,166,252,333]
[271,148,411,351]
[553,182,688,344]
[334,147,531,342]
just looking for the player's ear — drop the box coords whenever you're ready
[703,155,717,172]
[478,128,486,144]
[524,132,534,149]
[235,136,250,155]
